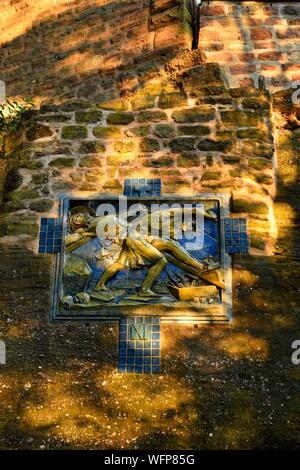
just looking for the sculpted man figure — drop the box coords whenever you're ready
[65,207,224,297]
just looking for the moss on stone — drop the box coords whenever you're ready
[158,92,187,109]
[32,173,49,185]
[29,198,53,212]
[250,236,266,250]
[248,158,273,171]
[38,114,72,123]
[79,141,105,154]
[4,200,27,212]
[242,96,269,110]
[49,157,75,168]
[79,156,102,168]
[26,124,53,141]
[206,155,214,166]
[107,113,135,125]
[229,169,242,178]
[137,110,167,122]
[131,96,155,111]
[177,152,199,168]
[0,213,38,237]
[5,168,23,191]
[61,100,90,112]
[128,126,150,137]
[255,174,273,185]
[198,138,232,152]
[201,171,222,181]
[154,125,176,138]
[92,126,122,138]
[98,99,129,111]
[237,128,270,141]
[75,111,103,123]
[20,160,44,171]
[61,126,88,140]
[172,106,215,123]
[232,198,269,216]
[8,189,40,202]
[143,156,174,168]
[140,138,160,153]
[52,180,76,191]
[223,155,241,164]
[221,110,259,128]
[177,125,210,136]
[170,138,196,152]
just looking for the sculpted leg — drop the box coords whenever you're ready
[95,262,124,291]
[151,238,205,271]
[139,256,168,297]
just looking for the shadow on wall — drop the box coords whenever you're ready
[0,0,193,100]
[199,1,300,91]
[0,0,300,451]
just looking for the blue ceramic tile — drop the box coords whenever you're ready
[118,316,161,374]
[39,218,63,254]
[123,178,162,197]
[224,217,249,254]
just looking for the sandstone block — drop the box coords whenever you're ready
[107,113,135,125]
[177,152,200,167]
[137,110,167,122]
[79,141,105,154]
[49,158,75,168]
[201,171,222,181]
[75,111,103,123]
[220,110,259,128]
[114,141,136,153]
[26,124,53,141]
[154,124,176,138]
[131,96,155,111]
[172,106,215,123]
[140,138,160,152]
[154,23,193,50]
[248,158,273,171]
[198,138,232,152]
[29,198,53,212]
[79,156,102,168]
[232,198,269,216]
[170,137,196,152]
[177,125,210,136]
[93,126,122,138]
[127,127,150,137]
[62,126,88,139]
[97,99,129,111]
[103,179,122,190]
[158,92,187,109]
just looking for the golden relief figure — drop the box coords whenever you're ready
[64,206,224,303]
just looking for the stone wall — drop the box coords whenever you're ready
[0,0,193,98]
[0,1,279,255]
[1,0,300,451]
[199,1,300,91]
